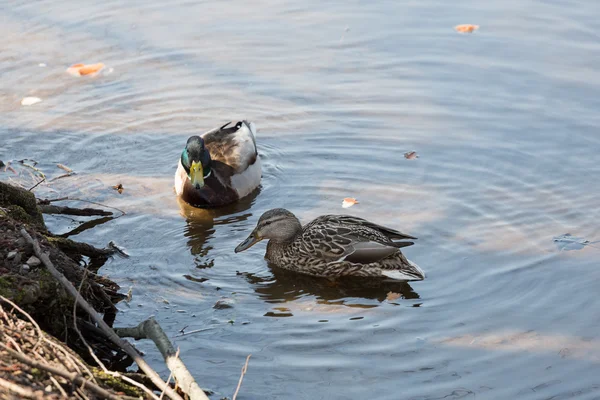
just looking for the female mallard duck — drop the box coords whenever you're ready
[235,208,425,280]
[175,120,261,208]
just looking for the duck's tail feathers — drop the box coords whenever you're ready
[381,260,425,281]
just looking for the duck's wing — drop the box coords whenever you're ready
[300,215,416,265]
[202,121,258,174]
[311,215,417,242]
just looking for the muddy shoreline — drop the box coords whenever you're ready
[0,181,143,398]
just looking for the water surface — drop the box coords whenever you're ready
[2,0,600,398]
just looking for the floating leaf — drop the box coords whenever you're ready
[404,151,418,160]
[21,97,42,106]
[553,233,590,251]
[455,24,479,33]
[66,62,105,77]
[386,291,402,301]
[112,183,124,194]
[183,274,209,283]
[342,197,359,208]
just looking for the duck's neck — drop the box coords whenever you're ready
[265,230,301,262]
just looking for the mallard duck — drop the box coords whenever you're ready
[235,208,425,280]
[175,120,261,208]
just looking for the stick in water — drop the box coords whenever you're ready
[232,355,252,400]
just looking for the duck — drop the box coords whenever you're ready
[235,208,425,280]
[175,120,261,208]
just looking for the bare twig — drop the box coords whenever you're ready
[49,173,75,182]
[115,318,209,400]
[0,295,43,352]
[57,164,73,173]
[18,160,45,178]
[173,327,212,338]
[232,355,251,400]
[39,196,69,204]
[0,343,134,400]
[160,348,180,400]
[68,198,126,216]
[20,228,184,400]
[73,268,107,376]
[49,375,69,398]
[28,177,46,191]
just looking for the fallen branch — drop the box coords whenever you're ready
[37,196,126,216]
[38,196,69,204]
[46,236,116,259]
[20,228,184,400]
[232,355,251,400]
[0,343,133,400]
[115,318,209,400]
[39,204,112,216]
[75,268,160,400]
[160,348,179,400]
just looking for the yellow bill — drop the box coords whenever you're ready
[190,161,205,189]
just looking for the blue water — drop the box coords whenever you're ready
[2,0,600,398]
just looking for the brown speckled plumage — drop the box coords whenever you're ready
[235,208,425,280]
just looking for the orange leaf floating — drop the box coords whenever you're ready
[342,197,359,208]
[455,24,479,33]
[66,62,105,77]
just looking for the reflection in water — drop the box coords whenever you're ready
[178,189,260,269]
[243,265,420,306]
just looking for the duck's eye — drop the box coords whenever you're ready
[236,121,242,129]
[263,220,272,226]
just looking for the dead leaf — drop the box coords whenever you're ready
[342,197,359,208]
[404,151,418,160]
[21,97,42,106]
[386,291,402,301]
[66,63,105,77]
[455,24,479,33]
[112,183,124,194]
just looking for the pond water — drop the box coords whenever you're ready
[2,0,600,398]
